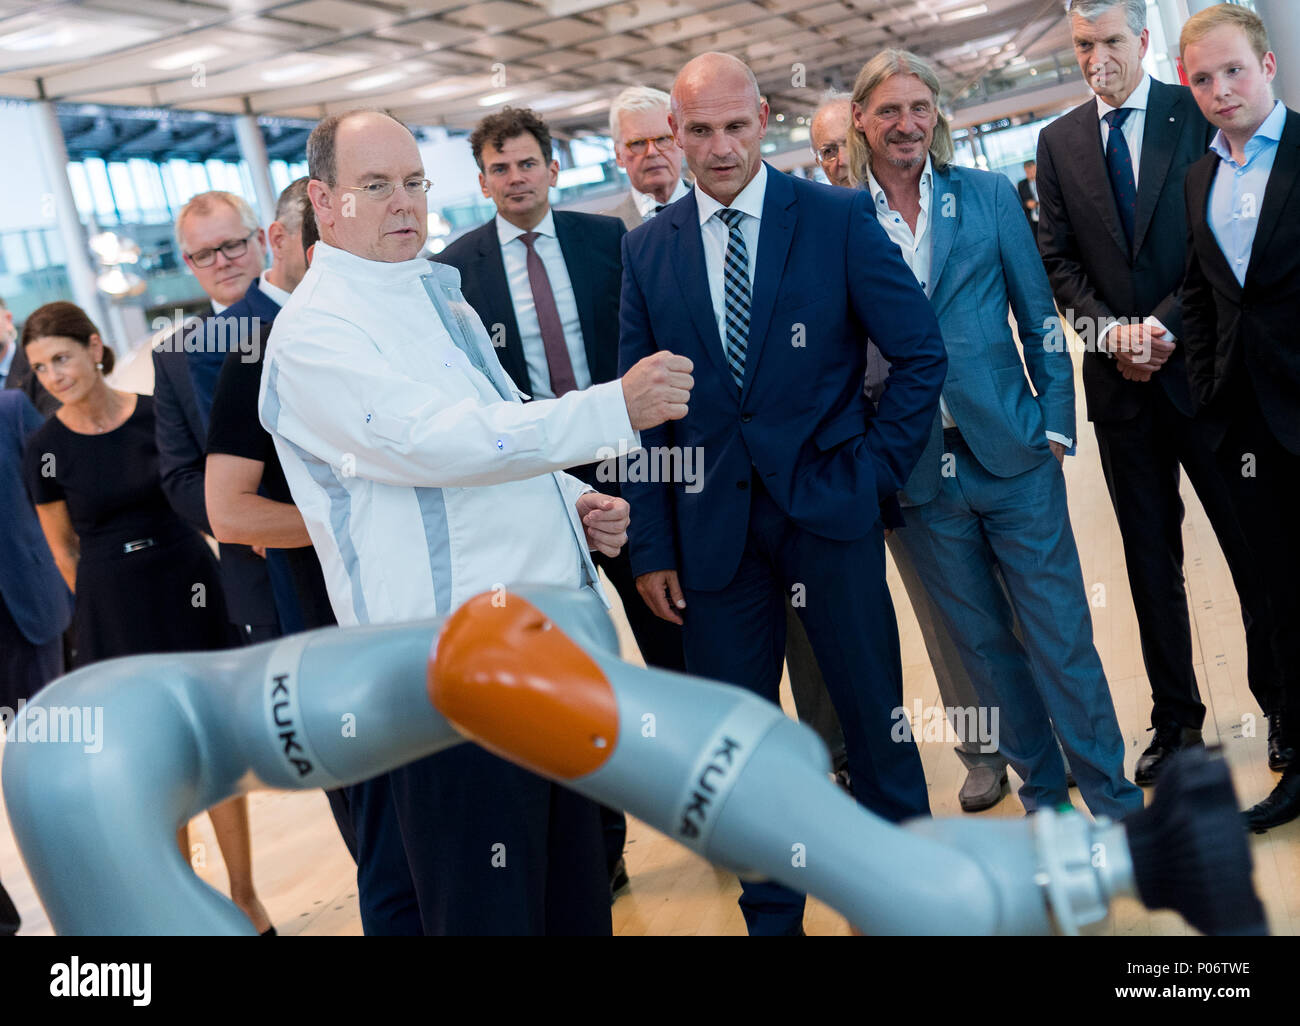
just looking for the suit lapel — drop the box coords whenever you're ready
[740,165,795,398]
[1187,154,1242,297]
[553,212,604,383]
[670,191,733,384]
[475,222,531,394]
[1246,110,1300,284]
[1132,81,1180,256]
[1072,102,1131,257]
[927,165,961,299]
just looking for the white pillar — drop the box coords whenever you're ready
[1254,0,1300,112]
[29,100,109,334]
[234,112,277,224]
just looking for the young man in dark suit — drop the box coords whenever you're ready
[1036,0,1282,784]
[435,106,685,898]
[1180,3,1300,829]
[620,51,946,936]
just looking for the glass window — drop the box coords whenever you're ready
[82,158,120,223]
[107,162,141,222]
[66,162,94,214]
[1,233,29,276]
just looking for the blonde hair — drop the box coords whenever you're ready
[846,49,955,187]
[1180,3,1271,63]
[175,190,260,253]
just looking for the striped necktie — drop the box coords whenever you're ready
[715,207,750,389]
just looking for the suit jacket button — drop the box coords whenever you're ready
[737,480,749,490]
[741,413,752,423]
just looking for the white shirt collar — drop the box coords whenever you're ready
[865,154,934,211]
[496,208,556,248]
[633,178,689,218]
[1096,72,1152,121]
[0,337,14,380]
[210,296,230,315]
[696,161,768,227]
[258,274,292,308]
[309,237,438,283]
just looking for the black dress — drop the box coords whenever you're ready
[23,394,237,666]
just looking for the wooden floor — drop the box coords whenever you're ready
[2,354,1297,936]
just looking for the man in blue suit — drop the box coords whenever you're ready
[154,184,308,641]
[0,388,71,937]
[849,50,1141,821]
[1,389,72,705]
[620,51,947,936]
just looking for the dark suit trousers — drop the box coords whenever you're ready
[680,476,930,936]
[344,743,612,935]
[1210,379,1300,749]
[1093,384,1280,727]
[593,545,685,873]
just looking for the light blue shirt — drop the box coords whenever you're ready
[0,337,14,381]
[1209,99,1286,287]
[495,209,593,399]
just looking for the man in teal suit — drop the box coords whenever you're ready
[848,49,1142,820]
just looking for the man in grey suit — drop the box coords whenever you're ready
[849,49,1142,820]
[601,86,689,230]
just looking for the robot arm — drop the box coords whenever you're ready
[2,587,1265,935]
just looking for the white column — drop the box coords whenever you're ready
[234,112,277,224]
[29,101,112,337]
[1254,0,1300,111]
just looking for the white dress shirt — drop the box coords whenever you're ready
[633,178,690,220]
[259,239,639,627]
[867,156,1070,447]
[496,210,592,400]
[258,274,292,308]
[1096,73,1152,191]
[696,162,767,354]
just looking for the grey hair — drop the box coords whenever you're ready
[846,49,955,186]
[306,108,411,186]
[175,190,260,252]
[274,177,309,233]
[609,85,671,142]
[1066,0,1146,35]
[810,89,851,154]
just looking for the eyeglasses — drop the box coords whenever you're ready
[186,230,256,268]
[623,135,675,156]
[816,140,848,163]
[340,178,433,201]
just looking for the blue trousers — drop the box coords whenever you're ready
[891,434,1142,820]
[681,477,930,936]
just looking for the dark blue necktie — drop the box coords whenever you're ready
[1104,107,1137,248]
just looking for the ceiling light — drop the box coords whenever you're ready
[345,71,409,92]
[150,46,226,71]
[942,4,988,22]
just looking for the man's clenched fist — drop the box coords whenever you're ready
[622,352,694,431]
[577,492,630,558]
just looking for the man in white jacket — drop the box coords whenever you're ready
[260,109,693,935]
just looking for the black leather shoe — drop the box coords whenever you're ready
[0,879,20,937]
[1244,767,1300,832]
[1135,723,1204,785]
[609,857,629,903]
[1267,713,1294,772]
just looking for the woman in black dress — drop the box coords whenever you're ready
[22,301,272,935]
